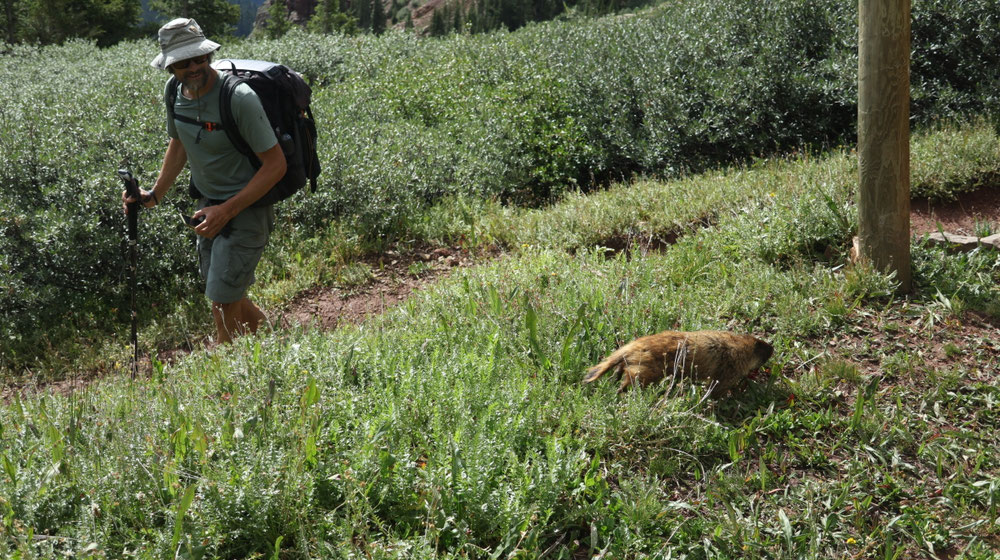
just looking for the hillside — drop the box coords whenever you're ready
[3,0,1000,553]
[1,122,999,557]
[5,0,1000,378]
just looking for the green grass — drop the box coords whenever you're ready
[911,121,1000,200]
[2,122,1000,558]
[409,118,1000,255]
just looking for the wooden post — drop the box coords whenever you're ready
[857,0,911,293]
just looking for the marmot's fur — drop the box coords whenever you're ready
[583,330,773,394]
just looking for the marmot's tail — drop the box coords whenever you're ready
[582,350,625,383]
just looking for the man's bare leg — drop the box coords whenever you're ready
[212,298,267,344]
[240,297,267,334]
[212,301,241,344]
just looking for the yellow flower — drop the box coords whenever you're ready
[847,537,857,545]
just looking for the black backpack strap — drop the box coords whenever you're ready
[218,73,261,169]
[305,105,318,193]
[172,113,225,131]
[165,76,178,123]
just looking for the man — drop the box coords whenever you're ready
[124,18,286,344]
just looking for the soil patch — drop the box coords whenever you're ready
[911,186,1000,237]
[278,245,489,330]
[796,308,1000,387]
[594,215,717,258]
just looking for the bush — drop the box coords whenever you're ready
[5,0,1000,368]
[0,40,201,367]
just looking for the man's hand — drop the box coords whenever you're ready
[191,203,236,239]
[121,188,158,213]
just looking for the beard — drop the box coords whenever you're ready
[181,68,211,94]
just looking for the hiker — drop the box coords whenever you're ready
[122,18,286,344]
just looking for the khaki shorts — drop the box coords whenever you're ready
[197,202,275,304]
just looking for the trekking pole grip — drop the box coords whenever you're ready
[119,169,139,240]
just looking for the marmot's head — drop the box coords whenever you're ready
[750,337,774,369]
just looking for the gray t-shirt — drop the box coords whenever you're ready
[166,74,278,200]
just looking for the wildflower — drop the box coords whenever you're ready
[847,537,857,545]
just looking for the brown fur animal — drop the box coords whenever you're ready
[583,330,773,394]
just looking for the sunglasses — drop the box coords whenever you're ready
[170,54,210,71]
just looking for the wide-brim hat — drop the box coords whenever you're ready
[150,18,221,71]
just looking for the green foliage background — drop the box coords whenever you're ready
[0,0,142,46]
[4,0,1000,367]
[149,0,241,37]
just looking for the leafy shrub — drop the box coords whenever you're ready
[910,120,1000,200]
[912,0,1000,121]
[0,41,201,367]
[5,0,1000,367]
[912,241,1000,314]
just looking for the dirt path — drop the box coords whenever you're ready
[277,245,487,330]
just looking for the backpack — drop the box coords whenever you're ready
[165,59,320,207]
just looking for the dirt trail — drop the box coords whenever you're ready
[0,245,490,403]
[278,245,485,330]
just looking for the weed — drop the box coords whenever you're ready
[882,351,921,379]
[973,219,996,238]
[407,261,433,277]
[923,289,966,329]
[823,359,863,385]
[336,262,374,288]
[881,320,901,334]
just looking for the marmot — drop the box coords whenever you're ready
[583,330,773,394]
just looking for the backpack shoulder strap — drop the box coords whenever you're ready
[218,72,258,167]
[165,76,178,120]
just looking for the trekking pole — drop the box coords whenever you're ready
[119,169,140,379]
